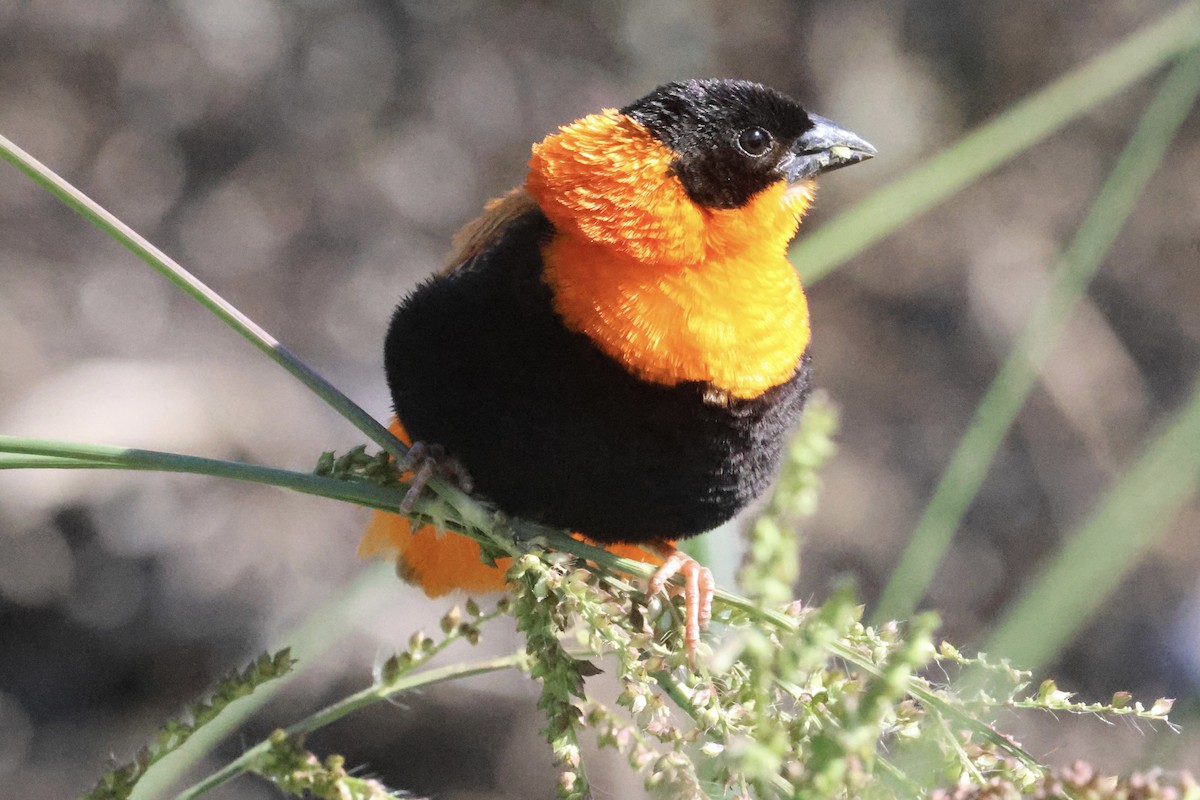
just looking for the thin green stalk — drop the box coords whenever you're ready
[154,605,514,800]
[873,44,1200,624]
[0,436,499,572]
[0,435,404,512]
[0,434,662,580]
[0,134,404,465]
[793,0,1200,283]
[131,563,397,800]
[0,454,118,470]
[174,653,525,800]
[985,374,1200,670]
[650,670,700,718]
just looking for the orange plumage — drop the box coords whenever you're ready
[529,110,813,399]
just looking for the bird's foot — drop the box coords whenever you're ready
[647,543,714,661]
[397,441,474,514]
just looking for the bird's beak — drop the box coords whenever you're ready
[784,114,877,183]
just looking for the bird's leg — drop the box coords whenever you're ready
[397,442,474,514]
[647,542,715,659]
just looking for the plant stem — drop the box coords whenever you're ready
[0,435,403,512]
[174,653,525,799]
[0,133,405,465]
[130,564,397,800]
[650,670,699,718]
[0,455,117,470]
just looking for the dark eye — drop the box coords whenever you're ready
[736,126,772,157]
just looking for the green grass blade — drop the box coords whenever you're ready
[0,455,117,470]
[0,435,402,511]
[0,134,404,463]
[984,375,1200,671]
[873,43,1200,624]
[794,0,1200,283]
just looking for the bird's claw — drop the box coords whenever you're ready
[397,442,474,514]
[648,545,715,662]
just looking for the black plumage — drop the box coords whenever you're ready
[622,79,816,209]
[384,207,812,543]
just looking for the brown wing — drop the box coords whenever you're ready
[441,187,540,273]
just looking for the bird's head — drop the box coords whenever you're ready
[526,78,875,266]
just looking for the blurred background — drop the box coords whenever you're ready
[1,0,1198,797]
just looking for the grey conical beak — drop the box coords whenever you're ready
[784,113,877,183]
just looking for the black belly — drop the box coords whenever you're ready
[384,209,812,543]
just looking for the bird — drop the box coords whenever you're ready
[360,78,875,654]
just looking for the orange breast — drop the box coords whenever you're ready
[526,110,814,400]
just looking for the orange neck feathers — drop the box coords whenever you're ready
[526,110,813,400]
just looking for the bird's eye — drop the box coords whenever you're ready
[736,126,772,157]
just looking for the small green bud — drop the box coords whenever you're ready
[381,655,401,684]
[440,605,462,634]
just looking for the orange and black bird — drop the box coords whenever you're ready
[360,78,875,652]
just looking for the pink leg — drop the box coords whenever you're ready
[648,543,715,659]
